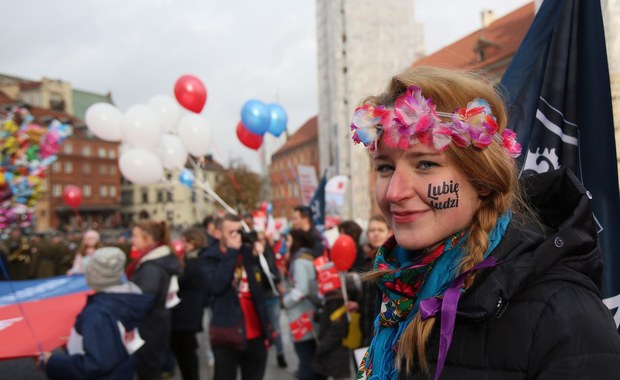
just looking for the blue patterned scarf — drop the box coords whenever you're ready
[357,212,512,380]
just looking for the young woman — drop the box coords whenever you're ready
[66,229,102,275]
[170,227,207,380]
[126,220,180,380]
[351,66,620,379]
[282,229,326,380]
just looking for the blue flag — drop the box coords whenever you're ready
[500,0,620,307]
[310,174,327,232]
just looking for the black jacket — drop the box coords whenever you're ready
[131,247,181,377]
[202,243,273,347]
[172,255,206,332]
[401,168,620,379]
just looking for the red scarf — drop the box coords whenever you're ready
[126,244,163,279]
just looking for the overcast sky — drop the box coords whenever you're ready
[1,0,529,172]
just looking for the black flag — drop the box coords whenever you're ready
[500,0,620,314]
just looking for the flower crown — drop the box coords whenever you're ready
[350,86,521,158]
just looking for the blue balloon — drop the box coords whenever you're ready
[178,169,195,188]
[241,99,270,135]
[266,202,273,214]
[267,103,287,137]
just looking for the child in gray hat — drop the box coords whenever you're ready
[37,247,154,380]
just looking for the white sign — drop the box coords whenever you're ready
[297,165,318,205]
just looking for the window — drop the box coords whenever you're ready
[99,165,106,175]
[82,163,91,174]
[63,143,73,154]
[100,185,108,198]
[84,185,92,198]
[52,184,62,197]
[82,146,91,156]
[64,162,73,174]
[109,149,116,159]
[98,148,106,158]
[157,190,164,203]
[52,162,61,173]
[141,189,149,203]
[167,191,173,202]
[109,165,116,175]
[110,186,117,198]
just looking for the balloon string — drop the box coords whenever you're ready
[187,157,251,232]
[73,208,81,229]
[0,258,46,356]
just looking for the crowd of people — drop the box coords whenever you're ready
[2,206,391,380]
[4,65,620,379]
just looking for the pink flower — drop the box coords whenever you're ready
[502,129,522,158]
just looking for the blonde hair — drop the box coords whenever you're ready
[363,66,530,373]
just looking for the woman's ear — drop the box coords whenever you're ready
[478,187,492,197]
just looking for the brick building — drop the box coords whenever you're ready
[269,116,319,219]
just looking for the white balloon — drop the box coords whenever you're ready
[177,114,212,156]
[159,134,188,170]
[148,95,181,133]
[85,103,123,141]
[118,148,164,185]
[122,105,162,149]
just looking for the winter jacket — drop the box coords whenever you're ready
[399,168,620,379]
[46,283,153,380]
[130,245,181,377]
[172,253,206,332]
[202,243,273,347]
[282,248,320,342]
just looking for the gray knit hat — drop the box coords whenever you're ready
[86,247,126,291]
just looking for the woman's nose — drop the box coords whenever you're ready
[385,167,415,204]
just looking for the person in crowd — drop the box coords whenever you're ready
[126,220,181,380]
[202,213,273,380]
[0,239,8,280]
[282,229,325,380]
[291,205,325,257]
[256,229,288,368]
[67,230,102,275]
[170,227,208,380]
[337,220,364,272]
[202,215,219,249]
[311,221,364,379]
[352,66,620,379]
[359,215,391,347]
[37,247,153,380]
[31,232,70,278]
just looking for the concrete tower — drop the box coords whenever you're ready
[316,0,424,220]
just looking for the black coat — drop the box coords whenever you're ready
[202,243,273,347]
[131,247,181,377]
[172,256,206,332]
[400,168,620,379]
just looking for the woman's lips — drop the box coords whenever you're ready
[391,209,428,223]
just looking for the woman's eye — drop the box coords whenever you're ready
[417,161,437,170]
[374,164,394,175]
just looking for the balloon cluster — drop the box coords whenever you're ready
[237,100,287,150]
[0,108,71,230]
[85,75,211,185]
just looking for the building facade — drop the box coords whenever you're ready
[316,0,424,221]
[269,117,319,219]
[120,155,224,229]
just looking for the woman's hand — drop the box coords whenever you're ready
[345,301,359,312]
[34,352,51,370]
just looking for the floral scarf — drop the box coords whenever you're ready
[357,212,511,380]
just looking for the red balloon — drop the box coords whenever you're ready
[236,121,263,150]
[174,75,207,113]
[62,185,83,208]
[171,239,185,257]
[332,234,357,271]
